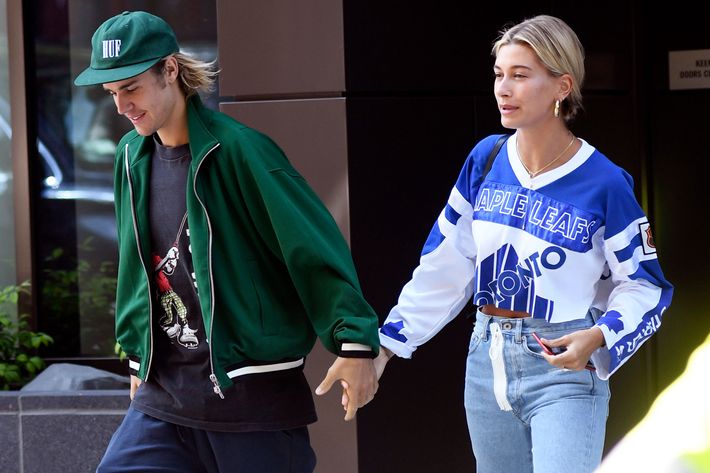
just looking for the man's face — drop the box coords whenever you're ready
[102,67,179,138]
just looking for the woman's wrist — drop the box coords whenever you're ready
[588,326,606,348]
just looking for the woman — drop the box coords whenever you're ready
[374,15,673,473]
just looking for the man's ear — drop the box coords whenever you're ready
[163,55,179,84]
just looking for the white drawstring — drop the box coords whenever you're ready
[489,322,512,411]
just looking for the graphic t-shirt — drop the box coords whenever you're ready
[131,136,316,432]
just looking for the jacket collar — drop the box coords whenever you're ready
[126,94,219,167]
[185,94,220,166]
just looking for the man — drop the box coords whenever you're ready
[74,11,379,472]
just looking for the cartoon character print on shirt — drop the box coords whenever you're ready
[152,212,199,349]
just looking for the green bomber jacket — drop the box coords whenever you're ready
[113,95,379,392]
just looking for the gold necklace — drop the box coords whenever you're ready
[517,135,576,178]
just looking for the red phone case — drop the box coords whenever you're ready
[531,332,554,355]
[531,332,596,371]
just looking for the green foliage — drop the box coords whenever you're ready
[42,238,118,356]
[0,281,54,390]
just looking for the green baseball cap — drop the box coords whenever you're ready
[74,11,179,86]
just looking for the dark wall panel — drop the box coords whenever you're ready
[343,1,542,93]
[349,96,495,473]
[552,2,633,92]
[649,92,710,387]
[643,1,710,419]
[573,96,640,195]
[217,0,345,98]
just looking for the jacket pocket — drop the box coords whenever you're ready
[247,261,281,336]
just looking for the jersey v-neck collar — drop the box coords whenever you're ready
[507,132,595,190]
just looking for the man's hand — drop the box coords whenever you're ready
[130,375,142,400]
[315,357,378,421]
[541,326,605,371]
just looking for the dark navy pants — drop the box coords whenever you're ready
[96,406,316,473]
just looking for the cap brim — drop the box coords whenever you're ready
[74,57,162,86]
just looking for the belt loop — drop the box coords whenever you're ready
[515,319,523,344]
[475,307,491,341]
[588,307,602,324]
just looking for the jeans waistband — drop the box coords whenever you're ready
[473,307,596,342]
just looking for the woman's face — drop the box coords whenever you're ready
[494,43,563,130]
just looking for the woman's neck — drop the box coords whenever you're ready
[515,124,578,177]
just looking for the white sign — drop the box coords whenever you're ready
[669,49,710,90]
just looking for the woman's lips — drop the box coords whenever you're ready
[499,105,518,115]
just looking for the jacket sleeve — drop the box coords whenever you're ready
[591,170,673,379]
[378,136,499,358]
[237,132,379,358]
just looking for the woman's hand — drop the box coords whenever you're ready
[541,326,605,371]
[374,346,394,380]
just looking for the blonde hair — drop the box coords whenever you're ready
[492,15,585,122]
[152,52,219,98]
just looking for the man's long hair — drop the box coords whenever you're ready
[151,52,219,98]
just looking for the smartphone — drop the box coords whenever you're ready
[531,332,596,371]
[531,332,557,355]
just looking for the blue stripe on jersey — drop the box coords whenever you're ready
[512,286,528,312]
[444,204,461,226]
[614,233,643,263]
[473,182,601,253]
[628,264,662,284]
[422,221,445,256]
[532,295,549,319]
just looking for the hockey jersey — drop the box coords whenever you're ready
[379,133,673,379]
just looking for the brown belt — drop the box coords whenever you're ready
[480,304,530,319]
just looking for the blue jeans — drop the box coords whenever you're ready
[465,310,610,473]
[96,406,316,473]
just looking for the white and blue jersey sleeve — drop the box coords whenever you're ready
[379,133,673,379]
[591,170,673,378]
[379,135,502,358]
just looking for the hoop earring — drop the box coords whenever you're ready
[554,99,560,118]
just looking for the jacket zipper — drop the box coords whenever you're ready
[125,144,155,381]
[193,143,224,399]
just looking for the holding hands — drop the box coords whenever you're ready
[316,347,396,421]
[316,357,379,421]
